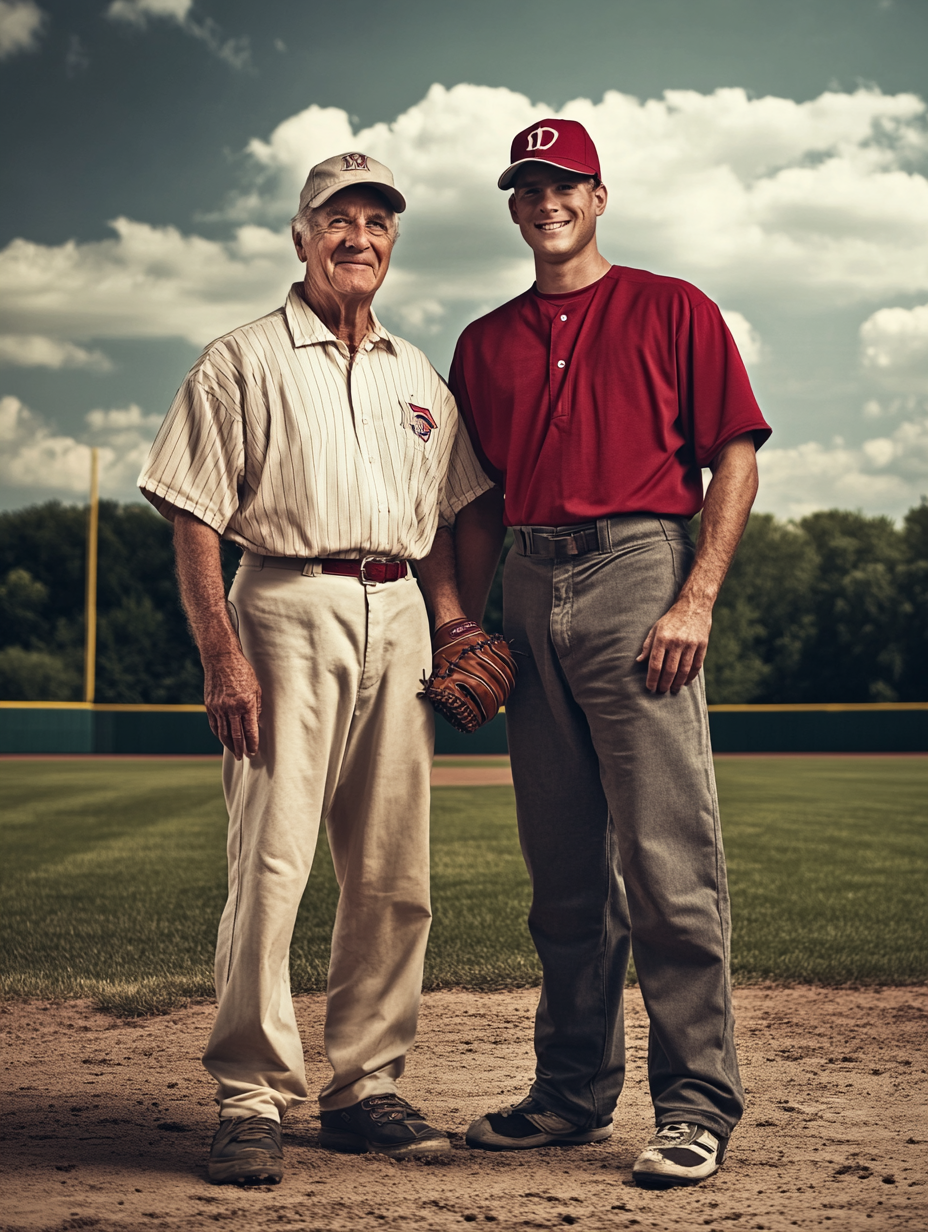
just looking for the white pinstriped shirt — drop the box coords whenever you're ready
[138,284,493,559]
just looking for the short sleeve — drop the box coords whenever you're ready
[448,340,504,486]
[138,373,244,533]
[679,300,772,467]
[436,386,495,529]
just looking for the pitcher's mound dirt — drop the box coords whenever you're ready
[2,986,926,1232]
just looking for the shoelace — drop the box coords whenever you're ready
[653,1123,692,1143]
[226,1117,279,1143]
[361,1094,422,1123]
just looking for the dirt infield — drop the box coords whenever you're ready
[2,986,926,1232]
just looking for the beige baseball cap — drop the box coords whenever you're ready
[297,152,406,215]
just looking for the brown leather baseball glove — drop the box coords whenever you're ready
[419,618,517,734]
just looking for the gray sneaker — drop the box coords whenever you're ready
[632,1122,725,1188]
[208,1115,284,1185]
[465,1095,613,1151]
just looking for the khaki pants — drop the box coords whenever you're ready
[202,557,435,1121]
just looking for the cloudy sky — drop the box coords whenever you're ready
[1,0,927,519]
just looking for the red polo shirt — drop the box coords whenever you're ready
[449,265,771,526]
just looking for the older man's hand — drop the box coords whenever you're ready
[204,651,262,759]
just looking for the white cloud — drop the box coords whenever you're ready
[237,84,928,306]
[65,33,89,76]
[0,0,45,59]
[106,0,192,22]
[6,82,926,355]
[106,0,249,70]
[860,303,928,393]
[4,81,922,356]
[0,395,160,497]
[0,219,294,347]
[0,335,111,370]
[756,411,928,519]
[720,310,764,366]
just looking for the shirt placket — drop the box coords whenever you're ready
[549,307,581,420]
[347,341,390,521]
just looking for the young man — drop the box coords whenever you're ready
[450,119,771,1187]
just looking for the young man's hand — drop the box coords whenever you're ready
[637,601,711,694]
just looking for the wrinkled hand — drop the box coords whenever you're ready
[636,601,712,694]
[203,651,262,759]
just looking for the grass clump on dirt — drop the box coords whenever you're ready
[0,756,925,1015]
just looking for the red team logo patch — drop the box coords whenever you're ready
[342,153,370,171]
[408,404,437,442]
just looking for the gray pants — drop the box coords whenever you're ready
[503,514,743,1141]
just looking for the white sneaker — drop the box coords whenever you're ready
[632,1122,725,1188]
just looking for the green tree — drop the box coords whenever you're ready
[896,499,928,702]
[0,646,81,701]
[795,510,906,702]
[1,499,925,705]
[0,501,236,704]
[0,567,51,649]
[704,513,818,704]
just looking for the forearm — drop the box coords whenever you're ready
[452,486,507,624]
[637,433,758,692]
[173,510,260,758]
[172,510,239,663]
[415,527,466,628]
[677,434,759,610]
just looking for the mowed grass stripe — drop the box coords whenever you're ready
[0,758,925,1015]
[717,757,927,984]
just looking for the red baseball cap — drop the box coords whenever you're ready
[498,118,601,190]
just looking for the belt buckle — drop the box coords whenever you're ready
[360,555,390,584]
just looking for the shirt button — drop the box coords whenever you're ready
[557,360,566,369]
[362,418,369,424]
[368,455,374,463]
[560,314,567,322]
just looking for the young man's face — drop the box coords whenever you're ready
[508,165,607,264]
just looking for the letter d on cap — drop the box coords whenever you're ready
[526,126,558,151]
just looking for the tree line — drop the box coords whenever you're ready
[1,500,925,705]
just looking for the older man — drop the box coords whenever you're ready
[139,153,492,1184]
[451,120,771,1187]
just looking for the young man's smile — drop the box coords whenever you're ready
[508,164,608,266]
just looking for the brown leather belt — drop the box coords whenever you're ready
[244,552,409,583]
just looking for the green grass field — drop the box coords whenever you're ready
[1,757,925,1015]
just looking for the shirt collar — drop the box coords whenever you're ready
[284,283,396,354]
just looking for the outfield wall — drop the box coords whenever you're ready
[0,701,925,755]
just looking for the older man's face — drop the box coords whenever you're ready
[294,186,397,301]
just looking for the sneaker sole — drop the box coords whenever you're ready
[632,1163,720,1189]
[208,1149,283,1185]
[319,1128,452,1158]
[465,1120,614,1151]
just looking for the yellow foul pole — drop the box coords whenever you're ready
[83,447,99,704]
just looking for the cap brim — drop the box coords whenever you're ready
[498,156,599,190]
[307,178,407,213]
